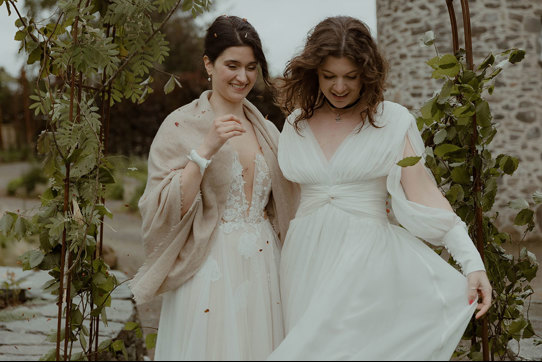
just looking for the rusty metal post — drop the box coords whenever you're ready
[445,1,490,360]
[56,162,69,361]
[445,0,459,53]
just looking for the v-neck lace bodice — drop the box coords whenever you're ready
[220,152,271,230]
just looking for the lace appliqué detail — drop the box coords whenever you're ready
[219,153,272,235]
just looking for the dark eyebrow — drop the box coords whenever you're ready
[225,60,258,66]
[321,69,358,75]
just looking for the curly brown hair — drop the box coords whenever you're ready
[278,16,388,132]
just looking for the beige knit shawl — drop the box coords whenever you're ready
[130,90,298,305]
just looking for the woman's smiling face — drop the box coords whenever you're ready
[317,56,362,108]
[204,46,258,104]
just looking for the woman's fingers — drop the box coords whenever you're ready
[218,123,246,140]
[466,270,492,319]
[467,285,478,306]
[202,114,246,156]
[475,288,492,319]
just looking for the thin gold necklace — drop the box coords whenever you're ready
[324,97,362,122]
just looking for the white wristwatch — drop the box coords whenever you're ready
[187,149,212,175]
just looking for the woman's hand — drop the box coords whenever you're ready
[198,115,246,158]
[467,270,492,319]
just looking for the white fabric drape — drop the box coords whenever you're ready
[268,102,484,361]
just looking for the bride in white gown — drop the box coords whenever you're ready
[132,16,296,361]
[268,16,492,360]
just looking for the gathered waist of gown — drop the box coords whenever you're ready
[295,178,388,221]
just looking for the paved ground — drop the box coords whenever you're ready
[0,267,135,361]
[1,161,541,360]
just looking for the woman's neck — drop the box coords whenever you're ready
[209,92,245,119]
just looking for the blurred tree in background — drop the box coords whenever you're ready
[108,14,284,157]
[1,0,283,158]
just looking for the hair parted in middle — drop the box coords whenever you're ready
[278,16,388,132]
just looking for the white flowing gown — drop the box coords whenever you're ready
[268,102,485,361]
[155,153,283,361]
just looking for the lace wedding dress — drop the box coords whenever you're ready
[268,102,485,361]
[155,153,283,361]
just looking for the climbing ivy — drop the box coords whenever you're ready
[0,0,210,360]
[401,31,540,360]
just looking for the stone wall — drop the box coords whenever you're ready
[376,0,542,236]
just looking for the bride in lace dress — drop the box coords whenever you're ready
[133,16,296,360]
[268,17,492,360]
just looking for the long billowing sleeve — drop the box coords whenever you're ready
[386,110,485,276]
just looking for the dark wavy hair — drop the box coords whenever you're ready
[278,16,388,132]
[204,15,272,90]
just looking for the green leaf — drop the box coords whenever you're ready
[164,75,176,94]
[433,129,447,144]
[71,308,84,326]
[15,17,26,28]
[426,55,440,70]
[487,84,494,95]
[27,46,42,65]
[499,156,519,175]
[509,199,529,210]
[111,339,128,359]
[95,204,113,219]
[98,339,112,351]
[181,0,194,11]
[420,98,436,119]
[111,339,124,352]
[514,208,534,226]
[79,332,87,350]
[523,322,535,339]
[98,166,116,184]
[397,156,421,167]
[0,212,16,234]
[475,100,492,127]
[124,321,139,331]
[446,184,464,204]
[146,333,157,350]
[18,250,45,270]
[432,54,460,78]
[451,166,471,184]
[13,216,27,238]
[456,116,471,126]
[532,191,542,204]
[434,144,462,158]
[509,318,528,340]
[14,30,26,41]
[173,77,183,89]
[437,80,453,104]
[477,53,495,70]
[453,104,475,118]
[508,49,525,64]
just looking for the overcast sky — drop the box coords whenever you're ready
[0,0,377,77]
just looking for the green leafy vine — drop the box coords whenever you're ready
[400,31,541,360]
